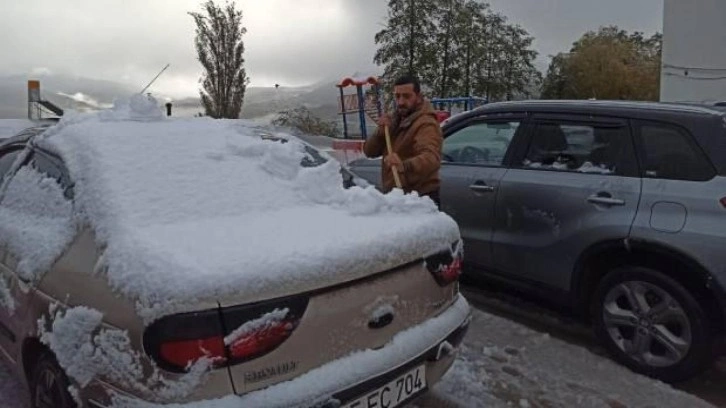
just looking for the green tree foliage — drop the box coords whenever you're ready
[541,26,662,101]
[374,0,541,101]
[189,0,249,118]
[374,0,439,91]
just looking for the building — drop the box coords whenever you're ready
[660,0,726,102]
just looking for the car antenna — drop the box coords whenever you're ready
[139,63,170,95]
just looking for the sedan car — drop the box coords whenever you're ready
[350,99,726,383]
[0,96,470,408]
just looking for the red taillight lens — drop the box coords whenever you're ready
[144,296,309,372]
[159,336,227,369]
[228,319,297,360]
[438,258,462,284]
[144,308,228,373]
[425,242,464,286]
[220,296,309,365]
[720,197,726,208]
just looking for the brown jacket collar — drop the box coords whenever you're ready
[392,100,436,134]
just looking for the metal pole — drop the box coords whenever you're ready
[375,83,383,118]
[139,63,170,95]
[356,85,367,139]
[339,86,349,139]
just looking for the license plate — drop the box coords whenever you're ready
[342,365,426,408]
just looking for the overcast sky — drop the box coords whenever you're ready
[0,0,663,98]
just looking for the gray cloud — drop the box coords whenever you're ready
[0,0,662,99]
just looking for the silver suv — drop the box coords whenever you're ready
[349,100,726,382]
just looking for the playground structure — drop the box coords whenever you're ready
[336,75,383,140]
[332,75,489,163]
[332,75,383,164]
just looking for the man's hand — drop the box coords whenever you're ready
[377,113,392,128]
[384,152,404,173]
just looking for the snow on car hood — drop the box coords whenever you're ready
[38,96,460,322]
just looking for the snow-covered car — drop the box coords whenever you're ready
[0,96,470,408]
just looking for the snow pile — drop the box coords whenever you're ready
[38,305,214,402]
[224,308,289,346]
[523,159,613,174]
[99,94,165,121]
[0,275,14,314]
[36,98,460,322]
[109,296,470,408]
[0,165,76,281]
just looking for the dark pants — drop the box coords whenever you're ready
[422,189,441,209]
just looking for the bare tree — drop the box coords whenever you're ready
[189,0,249,118]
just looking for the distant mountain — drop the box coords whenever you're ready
[169,80,340,120]
[0,73,137,118]
[0,73,346,122]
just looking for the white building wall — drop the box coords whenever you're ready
[660,0,726,102]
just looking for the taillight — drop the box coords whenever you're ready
[220,295,308,365]
[159,336,226,369]
[425,241,464,286]
[143,309,227,373]
[225,308,299,361]
[720,197,726,208]
[144,295,309,373]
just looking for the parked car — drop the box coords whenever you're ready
[349,99,726,382]
[0,104,470,408]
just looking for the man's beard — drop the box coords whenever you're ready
[396,105,414,117]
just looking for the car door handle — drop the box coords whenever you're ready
[587,194,625,206]
[469,182,495,193]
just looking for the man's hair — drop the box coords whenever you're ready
[393,74,421,93]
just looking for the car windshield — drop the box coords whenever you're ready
[256,130,328,168]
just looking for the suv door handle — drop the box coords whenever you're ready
[587,194,625,206]
[469,181,495,193]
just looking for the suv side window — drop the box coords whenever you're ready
[521,121,637,176]
[443,121,519,166]
[636,123,715,181]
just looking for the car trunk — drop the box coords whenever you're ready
[218,255,460,396]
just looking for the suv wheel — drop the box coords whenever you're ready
[592,266,712,382]
[30,351,77,408]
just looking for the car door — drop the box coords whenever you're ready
[440,114,527,267]
[491,113,642,291]
[0,144,32,362]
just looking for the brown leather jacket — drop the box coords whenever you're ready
[363,101,443,194]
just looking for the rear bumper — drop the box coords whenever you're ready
[324,307,471,408]
[93,295,471,408]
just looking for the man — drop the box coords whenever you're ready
[363,75,443,208]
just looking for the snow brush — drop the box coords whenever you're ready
[366,106,402,189]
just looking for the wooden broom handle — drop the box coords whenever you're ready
[384,125,402,189]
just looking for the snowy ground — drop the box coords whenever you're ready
[413,300,717,408]
[1,299,718,408]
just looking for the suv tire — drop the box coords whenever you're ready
[592,266,712,382]
[30,350,77,408]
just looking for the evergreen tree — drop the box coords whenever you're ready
[374,0,540,102]
[373,0,439,94]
